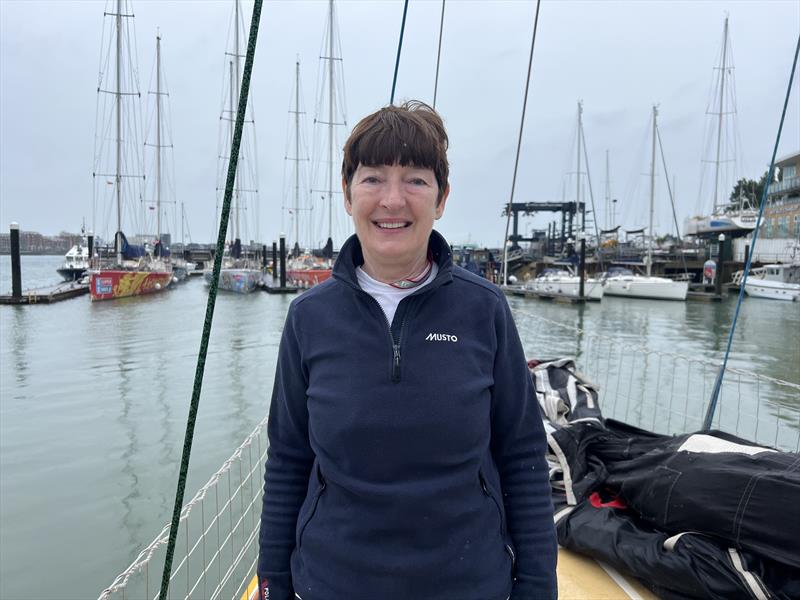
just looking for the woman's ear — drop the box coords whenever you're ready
[342,178,352,216]
[435,184,450,219]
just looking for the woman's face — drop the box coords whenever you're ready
[344,163,449,272]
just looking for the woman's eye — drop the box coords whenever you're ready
[409,178,428,186]
[362,176,380,184]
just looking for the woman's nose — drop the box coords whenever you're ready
[380,178,406,210]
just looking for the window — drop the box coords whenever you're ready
[765,219,774,238]
[778,217,789,238]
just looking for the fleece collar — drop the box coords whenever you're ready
[332,229,454,289]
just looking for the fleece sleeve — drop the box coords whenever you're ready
[490,295,558,599]
[257,305,315,600]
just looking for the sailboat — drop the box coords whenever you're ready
[287,0,348,288]
[205,0,263,294]
[685,17,757,237]
[527,102,604,300]
[603,106,688,301]
[145,33,189,285]
[88,0,172,301]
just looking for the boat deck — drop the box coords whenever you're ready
[0,280,89,304]
[557,547,657,599]
[238,547,657,600]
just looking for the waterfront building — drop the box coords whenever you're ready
[764,151,800,238]
[0,230,82,254]
[734,151,800,263]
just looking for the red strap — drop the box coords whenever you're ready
[589,491,627,509]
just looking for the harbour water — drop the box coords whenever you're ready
[1,255,798,599]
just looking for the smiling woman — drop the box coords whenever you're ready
[341,101,450,286]
[344,162,447,284]
[257,101,557,600]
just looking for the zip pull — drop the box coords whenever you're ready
[392,343,401,382]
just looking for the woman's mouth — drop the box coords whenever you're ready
[374,221,411,229]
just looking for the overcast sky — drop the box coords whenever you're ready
[1,0,798,248]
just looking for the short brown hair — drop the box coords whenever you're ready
[342,100,449,203]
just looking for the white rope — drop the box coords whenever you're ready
[98,416,268,600]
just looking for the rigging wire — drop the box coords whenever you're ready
[655,126,689,276]
[432,0,446,109]
[502,0,541,285]
[579,123,605,271]
[390,0,410,104]
[703,33,799,431]
[157,1,264,597]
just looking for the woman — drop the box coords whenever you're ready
[258,101,557,600]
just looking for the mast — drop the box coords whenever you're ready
[156,33,162,246]
[605,150,610,229]
[712,17,728,213]
[295,59,301,248]
[233,0,241,244]
[327,0,334,246]
[576,101,582,240]
[229,60,236,243]
[648,105,658,277]
[115,0,122,264]
[576,101,586,298]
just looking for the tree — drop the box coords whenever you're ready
[729,171,769,207]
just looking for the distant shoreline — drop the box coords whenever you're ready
[0,251,64,256]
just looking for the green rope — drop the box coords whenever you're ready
[390,0,409,104]
[157,1,263,598]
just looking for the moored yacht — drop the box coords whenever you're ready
[525,268,604,300]
[685,17,757,238]
[602,266,688,301]
[88,2,172,301]
[57,232,90,281]
[744,263,800,301]
[604,106,688,302]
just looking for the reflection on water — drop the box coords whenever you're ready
[11,307,29,388]
[0,256,798,599]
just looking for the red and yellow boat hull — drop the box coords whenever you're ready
[287,268,332,288]
[89,270,172,301]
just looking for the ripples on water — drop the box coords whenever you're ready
[0,255,798,599]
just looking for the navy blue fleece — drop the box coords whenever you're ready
[258,231,557,600]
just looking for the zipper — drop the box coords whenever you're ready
[479,472,516,573]
[355,287,409,383]
[479,472,506,532]
[335,274,433,383]
[505,543,517,574]
[298,466,326,549]
[392,343,401,382]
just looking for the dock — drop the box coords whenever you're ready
[0,281,89,305]
[525,291,589,304]
[501,285,593,303]
[686,283,726,302]
[261,279,298,295]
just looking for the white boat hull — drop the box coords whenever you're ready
[744,279,800,301]
[526,278,604,300]
[685,212,757,236]
[204,268,261,294]
[603,276,688,301]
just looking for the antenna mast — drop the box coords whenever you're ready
[712,17,728,213]
[156,33,162,245]
[648,105,658,277]
[115,0,122,264]
[327,0,335,245]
